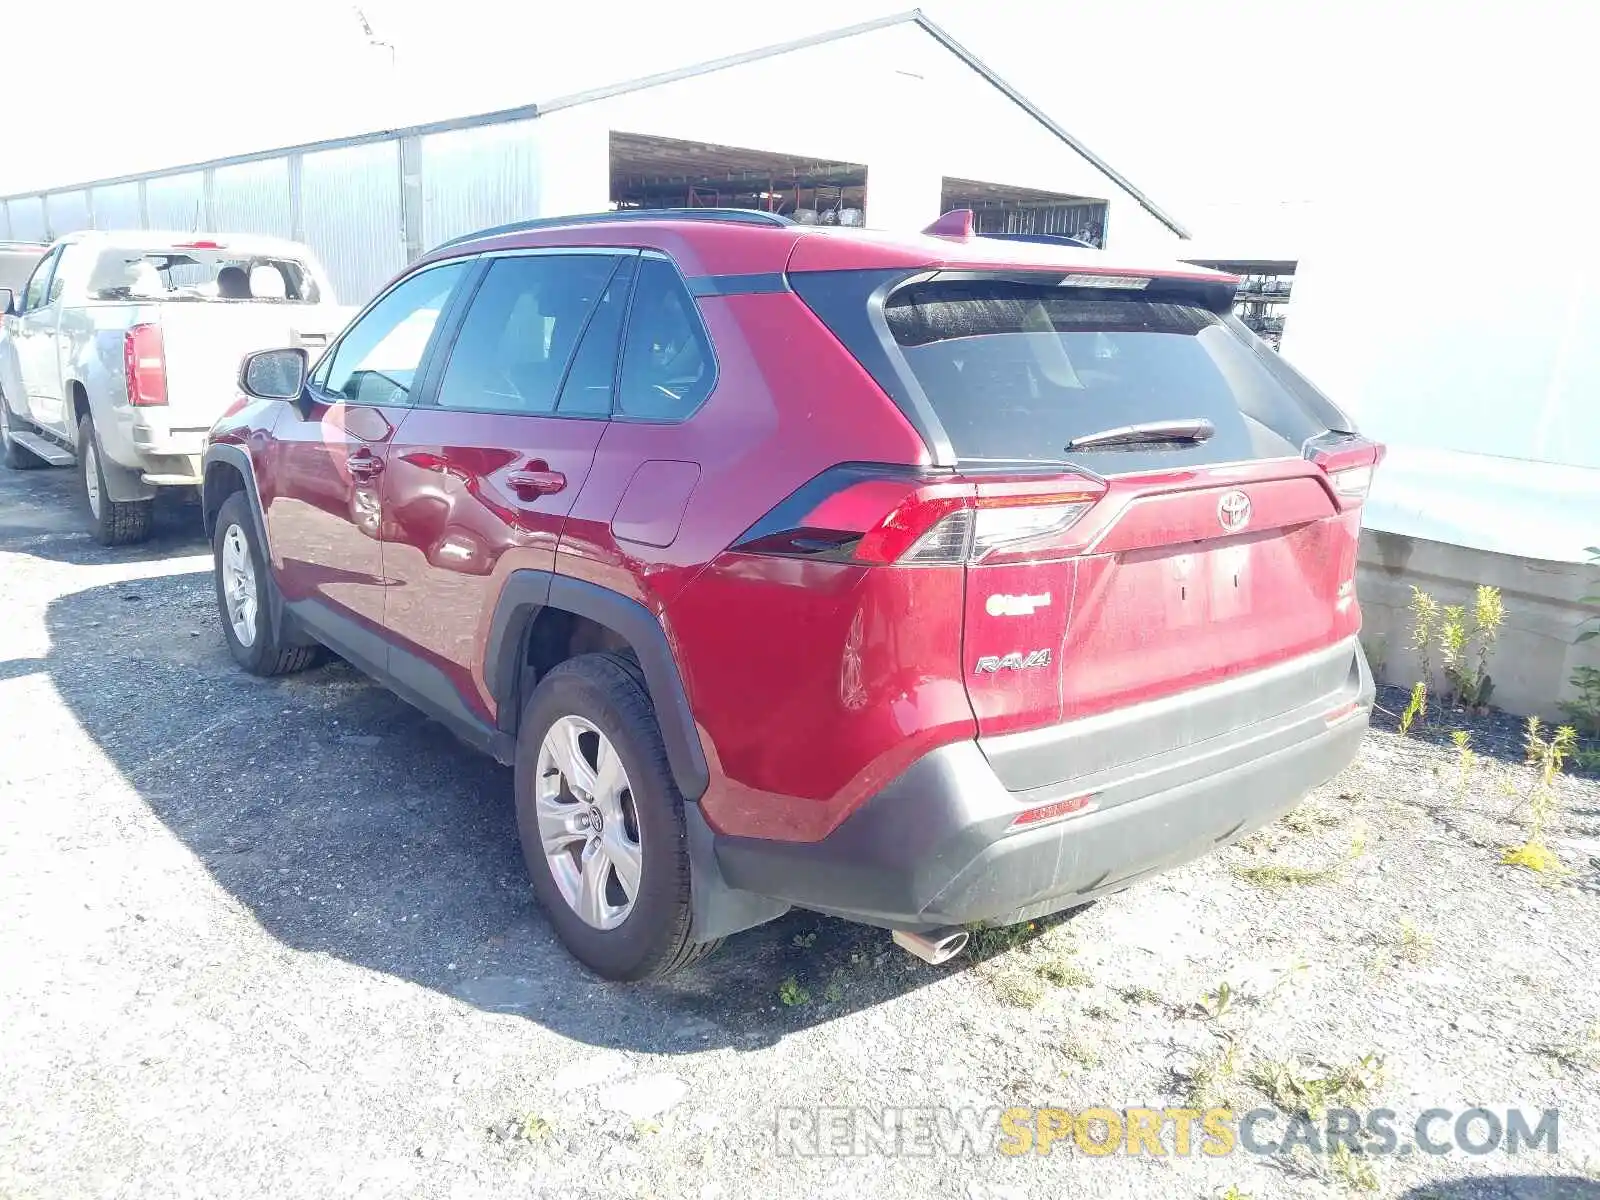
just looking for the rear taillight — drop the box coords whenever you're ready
[1305,433,1384,508]
[733,465,1106,566]
[123,324,167,407]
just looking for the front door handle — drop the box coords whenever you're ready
[347,449,385,481]
[507,467,566,498]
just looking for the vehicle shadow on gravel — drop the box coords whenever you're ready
[0,466,207,564]
[26,568,996,1054]
[1399,1178,1600,1200]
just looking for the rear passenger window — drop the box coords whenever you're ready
[434,254,617,415]
[557,257,637,416]
[617,257,715,420]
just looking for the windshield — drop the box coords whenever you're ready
[89,246,321,303]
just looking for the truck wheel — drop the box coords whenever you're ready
[514,652,721,981]
[78,414,153,545]
[1,393,44,470]
[212,490,323,676]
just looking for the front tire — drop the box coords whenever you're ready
[212,490,322,676]
[514,652,719,981]
[78,414,153,544]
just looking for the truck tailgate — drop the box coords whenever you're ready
[157,305,344,425]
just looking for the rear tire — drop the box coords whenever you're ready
[1,392,45,470]
[78,414,153,545]
[213,490,323,676]
[514,652,720,981]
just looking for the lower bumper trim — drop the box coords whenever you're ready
[712,646,1374,931]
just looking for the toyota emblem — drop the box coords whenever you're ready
[1217,490,1252,533]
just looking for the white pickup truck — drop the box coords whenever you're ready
[0,231,349,543]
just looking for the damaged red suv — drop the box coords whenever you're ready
[203,208,1377,980]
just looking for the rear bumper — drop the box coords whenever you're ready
[99,415,205,485]
[131,424,204,484]
[712,640,1373,931]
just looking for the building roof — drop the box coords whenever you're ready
[0,10,1187,238]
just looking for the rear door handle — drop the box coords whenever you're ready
[507,468,566,498]
[347,449,385,480]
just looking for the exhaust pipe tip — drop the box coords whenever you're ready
[892,927,971,965]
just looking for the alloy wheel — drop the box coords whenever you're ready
[534,715,643,930]
[220,523,258,647]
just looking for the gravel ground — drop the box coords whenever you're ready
[2,462,1599,1200]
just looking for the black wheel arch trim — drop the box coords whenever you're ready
[202,443,313,655]
[486,570,710,801]
[201,444,266,546]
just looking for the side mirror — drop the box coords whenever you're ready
[239,346,308,400]
[0,287,14,316]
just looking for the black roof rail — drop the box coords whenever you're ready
[980,231,1096,249]
[432,207,795,253]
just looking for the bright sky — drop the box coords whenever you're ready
[2,0,1587,253]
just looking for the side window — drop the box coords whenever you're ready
[434,254,617,415]
[316,261,466,406]
[556,256,637,416]
[21,247,62,312]
[49,243,92,302]
[616,257,715,420]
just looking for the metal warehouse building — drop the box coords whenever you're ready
[0,11,1189,305]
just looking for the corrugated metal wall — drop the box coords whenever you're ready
[92,182,142,229]
[145,172,206,232]
[301,143,407,305]
[0,128,492,304]
[418,120,541,249]
[212,159,293,238]
[7,196,47,242]
[45,191,92,236]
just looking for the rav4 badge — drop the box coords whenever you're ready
[974,649,1053,674]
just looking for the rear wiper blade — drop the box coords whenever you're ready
[1066,418,1216,451]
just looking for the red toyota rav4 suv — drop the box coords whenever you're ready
[203,208,1377,981]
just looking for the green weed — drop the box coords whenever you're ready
[1503,717,1578,873]
[1399,681,1427,735]
[778,976,810,1007]
[1248,1053,1384,1119]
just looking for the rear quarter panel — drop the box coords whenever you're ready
[62,301,147,462]
[556,290,960,842]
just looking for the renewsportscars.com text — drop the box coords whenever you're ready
[776,1105,1559,1159]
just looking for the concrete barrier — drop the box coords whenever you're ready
[1357,529,1600,721]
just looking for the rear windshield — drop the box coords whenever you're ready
[89,247,320,303]
[792,270,1350,471]
[882,279,1335,467]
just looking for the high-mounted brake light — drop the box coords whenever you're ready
[733,466,1106,567]
[1305,433,1385,508]
[123,324,167,407]
[1059,274,1151,290]
[173,240,225,250]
